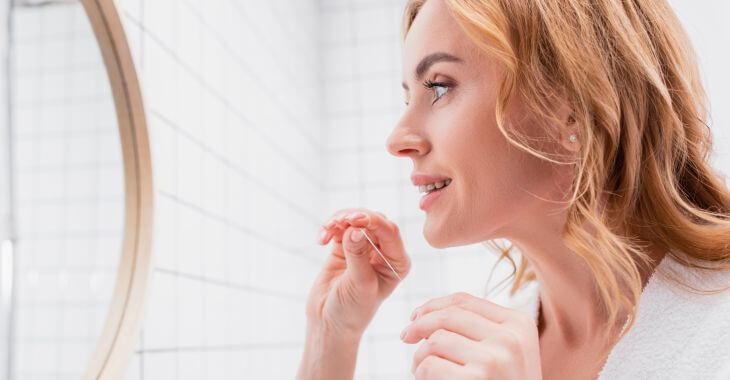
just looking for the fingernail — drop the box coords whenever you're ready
[350,229,364,242]
[347,212,366,220]
[410,308,418,321]
[400,326,408,341]
[318,228,327,243]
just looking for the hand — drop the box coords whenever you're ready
[401,292,542,380]
[305,208,411,337]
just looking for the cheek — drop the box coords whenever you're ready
[441,109,556,234]
[466,136,533,208]
[444,102,521,196]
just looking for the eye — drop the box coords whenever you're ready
[423,79,452,104]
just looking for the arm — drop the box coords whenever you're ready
[296,324,362,380]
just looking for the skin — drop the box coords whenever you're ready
[302,0,667,379]
[383,0,667,378]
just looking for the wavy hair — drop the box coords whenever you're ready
[403,0,730,341]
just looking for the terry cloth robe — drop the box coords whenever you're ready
[497,254,730,379]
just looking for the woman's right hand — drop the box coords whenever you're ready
[305,208,411,337]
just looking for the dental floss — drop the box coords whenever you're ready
[360,228,402,281]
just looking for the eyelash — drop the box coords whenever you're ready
[422,79,451,104]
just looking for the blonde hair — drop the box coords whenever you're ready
[403,0,730,341]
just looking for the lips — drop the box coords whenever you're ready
[411,173,452,186]
[419,181,449,210]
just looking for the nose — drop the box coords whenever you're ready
[386,114,430,158]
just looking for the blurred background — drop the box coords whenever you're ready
[2,1,126,379]
[0,0,727,379]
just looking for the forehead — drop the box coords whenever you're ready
[402,0,474,78]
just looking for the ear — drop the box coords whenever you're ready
[548,95,580,154]
[559,113,580,153]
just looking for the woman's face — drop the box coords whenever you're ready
[387,0,575,248]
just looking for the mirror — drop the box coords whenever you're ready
[2,0,153,379]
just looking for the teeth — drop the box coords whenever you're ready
[418,178,452,194]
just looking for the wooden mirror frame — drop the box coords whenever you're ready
[78,0,154,379]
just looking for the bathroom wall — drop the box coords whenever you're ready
[114,0,730,379]
[666,0,730,177]
[0,1,10,378]
[114,0,324,378]
[111,0,509,378]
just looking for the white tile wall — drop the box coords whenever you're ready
[109,0,517,379]
[8,2,124,380]
[36,0,722,378]
[114,0,324,379]
[666,0,730,179]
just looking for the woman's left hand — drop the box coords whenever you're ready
[401,292,543,380]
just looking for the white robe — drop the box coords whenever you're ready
[495,254,730,379]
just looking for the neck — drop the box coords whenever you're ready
[504,215,666,349]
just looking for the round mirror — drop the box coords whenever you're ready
[2,0,153,379]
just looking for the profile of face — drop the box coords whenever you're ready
[386,0,578,249]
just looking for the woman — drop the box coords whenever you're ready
[298,0,730,379]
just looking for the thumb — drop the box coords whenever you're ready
[342,228,374,282]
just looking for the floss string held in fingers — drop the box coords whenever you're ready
[360,228,402,281]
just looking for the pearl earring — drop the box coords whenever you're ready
[569,134,577,143]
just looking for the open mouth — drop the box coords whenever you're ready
[418,178,451,210]
[418,178,452,195]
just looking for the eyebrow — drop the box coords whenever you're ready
[401,52,463,91]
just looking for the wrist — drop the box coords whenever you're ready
[306,321,363,343]
[297,323,363,380]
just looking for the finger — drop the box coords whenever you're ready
[320,210,409,280]
[355,219,409,280]
[402,306,501,344]
[325,208,367,227]
[326,208,394,232]
[319,224,343,245]
[320,219,350,245]
[329,211,374,233]
[413,354,469,380]
[324,213,368,244]
[328,219,348,231]
[411,328,480,374]
[411,291,511,324]
[324,211,408,276]
[346,213,407,270]
[340,226,376,283]
[318,225,334,245]
[319,209,374,245]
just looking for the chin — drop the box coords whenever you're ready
[422,219,455,249]
[423,215,499,249]
[424,236,450,249]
